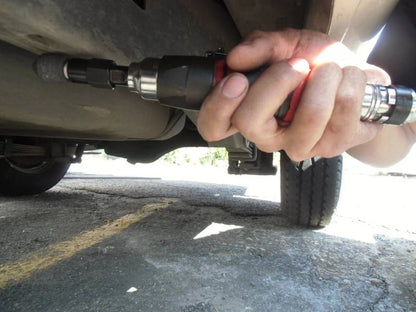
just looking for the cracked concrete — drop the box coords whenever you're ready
[0,168,415,311]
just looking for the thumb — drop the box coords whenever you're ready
[197,73,248,142]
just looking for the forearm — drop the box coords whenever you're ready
[347,123,416,167]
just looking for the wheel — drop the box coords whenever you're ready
[0,157,70,196]
[280,151,343,228]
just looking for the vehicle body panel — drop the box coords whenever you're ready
[0,0,239,140]
[0,0,398,141]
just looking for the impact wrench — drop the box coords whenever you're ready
[34,52,416,125]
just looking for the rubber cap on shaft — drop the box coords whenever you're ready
[386,86,414,125]
[33,53,69,82]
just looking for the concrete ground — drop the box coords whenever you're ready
[0,156,415,312]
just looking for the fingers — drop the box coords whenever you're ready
[227,28,336,71]
[363,64,391,85]
[197,73,248,142]
[285,65,383,160]
[230,59,310,152]
[310,66,367,157]
[226,31,281,71]
[198,29,391,161]
[197,59,309,145]
[283,62,343,160]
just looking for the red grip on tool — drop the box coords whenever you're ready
[282,78,307,122]
[215,59,227,85]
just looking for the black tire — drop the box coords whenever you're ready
[0,158,70,196]
[280,151,343,228]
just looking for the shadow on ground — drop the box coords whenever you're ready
[0,177,414,312]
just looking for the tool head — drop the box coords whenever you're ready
[33,53,69,82]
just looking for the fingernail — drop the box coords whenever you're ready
[222,74,248,99]
[288,58,310,74]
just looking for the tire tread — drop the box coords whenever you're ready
[280,152,343,228]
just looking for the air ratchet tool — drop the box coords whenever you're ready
[34,52,416,125]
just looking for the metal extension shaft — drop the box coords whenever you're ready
[362,84,416,124]
[34,53,416,125]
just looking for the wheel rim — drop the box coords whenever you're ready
[5,157,54,174]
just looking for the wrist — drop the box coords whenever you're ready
[347,125,413,167]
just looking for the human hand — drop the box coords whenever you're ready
[197,29,390,161]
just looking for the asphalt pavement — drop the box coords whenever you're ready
[0,163,415,312]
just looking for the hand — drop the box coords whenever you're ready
[197,29,390,161]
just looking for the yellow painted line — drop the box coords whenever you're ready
[0,199,174,289]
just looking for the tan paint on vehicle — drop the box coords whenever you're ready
[307,0,399,52]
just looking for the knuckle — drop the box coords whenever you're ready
[200,130,222,143]
[262,62,298,90]
[326,62,343,75]
[335,92,363,118]
[326,122,355,142]
[326,122,344,136]
[315,138,349,158]
[335,92,358,113]
[303,104,329,123]
[343,66,366,82]
[238,123,260,141]
[230,113,244,130]
[316,62,342,78]
[320,150,341,159]
[366,66,391,85]
[232,117,262,143]
[317,144,343,158]
[256,144,275,154]
[197,121,223,142]
[285,148,309,162]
